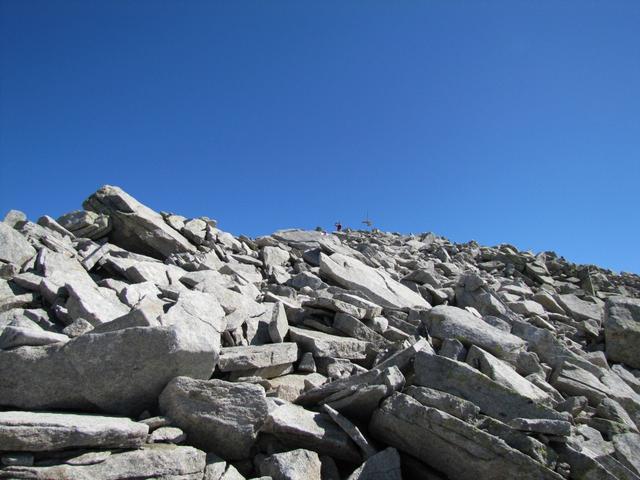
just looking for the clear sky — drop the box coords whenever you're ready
[1,1,639,273]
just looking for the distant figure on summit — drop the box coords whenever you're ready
[334,221,342,232]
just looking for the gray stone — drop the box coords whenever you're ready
[263,372,327,402]
[62,317,94,337]
[297,338,432,405]
[369,393,563,480]
[289,326,370,360]
[262,246,290,269]
[262,402,361,463]
[3,209,27,227]
[508,417,572,436]
[604,296,640,369]
[0,326,68,349]
[0,444,206,480]
[333,312,389,347]
[65,280,130,326]
[159,376,268,460]
[258,448,322,480]
[466,345,553,405]
[218,343,299,372]
[321,367,405,421]
[83,185,196,259]
[425,305,526,361]
[613,433,640,475]
[268,301,289,343]
[414,352,567,422]
[404,385,480,422]
[0,410,148,451]
[319,253,430,309]
[346,447,402,480]
[0,294,223,415]
[182,218,209,245]
[57,210,112,239]
[0,222,36,267]
[149,426,187,444]
[555,293,603,322]
[322,404,378,459]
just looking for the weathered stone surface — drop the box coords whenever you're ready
[289,326,370,360]
[404,385,480,422]
[0,411,148,451]
[0,222,36,267]
[159,376,268,460]
[319,253,430,309]
[297,338,432,405]
[262,373,326,402]
[425,305,526,361]
[0,444,206,480]
[57,210,112,239]
[508,417,572,436]
[218,343,298,372]
[414,351,567,422]
[369,393,563,480]
[604,296,640,369]
[83,185,196,259]
[258,448,322,480]
[149,426,187,444]
[555,293,603,322]
[269,301,289,343]
[466,345,553,405]
[321,367,404,421]
[346,447,402,480]
[0,300,223,415]
[262,402,361,463]
[0,325,68,349]
[613,432,640,475]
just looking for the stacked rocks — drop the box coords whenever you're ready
[0,185,638,479]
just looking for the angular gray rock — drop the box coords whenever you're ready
[319,253,430,309]
[0,298,223,415]
[0,410,148,451]
[0,444,206,480]
[262,402,361,463]
[218,343,299,372]
[159,376,269,460]
[369,393,563,480]
[57,210,112,239]
[604,296,640,369]
[0,325,68,349]
[425,305,526,361]
[83,185,196,259]
[289,326,370,360]
[257,448,322,480]
[414,351,567,422]
[0,222,36,267]
[346,447,402,480]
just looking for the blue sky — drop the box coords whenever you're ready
[1,1,639,273]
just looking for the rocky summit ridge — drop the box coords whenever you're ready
[0,184,639,480]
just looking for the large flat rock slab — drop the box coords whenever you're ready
[319,253,430,309]
[159,376,268,460]
[262,402,361,463]
[0,444,206,480]
[83,185,196,259]
[0,411,148,451]
[414,352,566,422]
[369,393,563,480]
[289,326,370,360]
[604,297,640,369]
[426,305,526,361]
[0,321,222,416]
[218,343,299,372]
